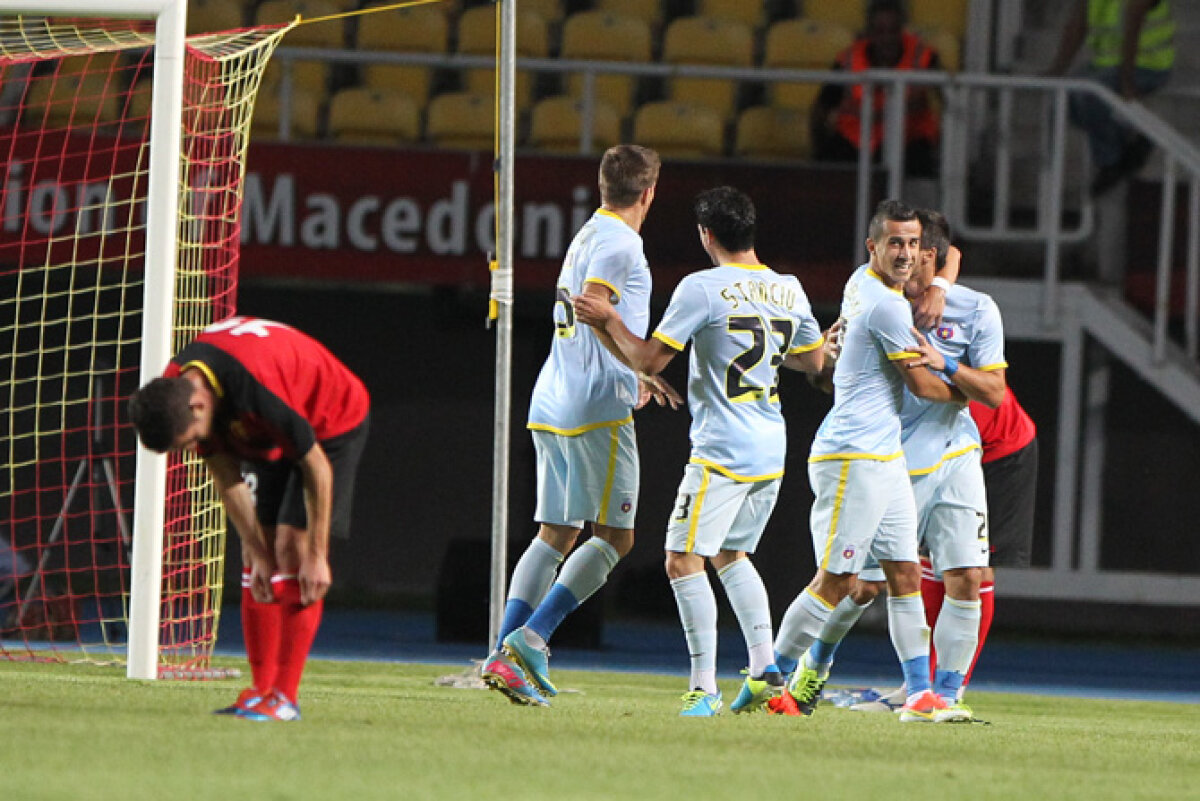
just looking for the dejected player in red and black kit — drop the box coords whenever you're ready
[129,316,370,721]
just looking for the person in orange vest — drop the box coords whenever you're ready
[810,0,943,177]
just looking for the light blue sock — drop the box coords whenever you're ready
[889,593,932,695]
[774,652,799,676]
[526,537,620,644]
[495,537,564,650]
[671,571,719,695]
[810,595,873,670]
[932,597,981,700]
[773,589,835,667]
[717,558,774,677]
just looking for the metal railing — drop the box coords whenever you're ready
[270,47,1200,362]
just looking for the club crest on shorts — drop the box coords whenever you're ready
[842,547,855,560]
[935,325,954,340]
[620,496,633,513]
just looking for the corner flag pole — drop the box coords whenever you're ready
[487,0,518,651]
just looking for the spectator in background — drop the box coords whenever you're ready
[810,0,943,178]
[1045,0,1175,196]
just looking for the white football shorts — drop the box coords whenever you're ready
[664,462,781,557]
[808,456,919,574]
[913,447,990,575]
[532,422,638,530]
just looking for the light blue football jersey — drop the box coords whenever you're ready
[900,283,1007,473]
[810,264,919,461]
[527,209,652,434]
[653,262,824,480]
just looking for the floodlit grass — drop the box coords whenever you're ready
[1,658,1196,801]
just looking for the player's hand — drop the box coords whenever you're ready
[906,327,946,372]
[298,555,332,605]
[914,284,947,329]
[572,293,615,328]
[823,317,846,362]
[637,372,683,410]
[249,556,275,604]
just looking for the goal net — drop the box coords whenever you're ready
[0,10,291,675]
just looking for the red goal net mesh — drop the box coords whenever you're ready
[0,15,290,674]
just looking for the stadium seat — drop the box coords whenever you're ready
[327,86,421,146]
[250,84,322,142]
[594,0,664,33]
[632,101,724,159]
[734,105,811,161]
[801,0,866,32]
[519,0,565,26]
[426,91,496,151]
[255,0,345,92]
[528,95,620,154]
[356,3,449,104]
[910,0,969,39]
[456,5,548,111]
[698,0,766,30]
[560,11,651,117]
[913,25,961,72]
[763,18,854,110]
[24,73,121,128]
[186,0,246,34]
[662,16,755,121]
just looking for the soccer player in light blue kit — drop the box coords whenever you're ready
[801,210,1009,721]
[481,145,676,707]
[768,199,965,722]
[574,186,827,716]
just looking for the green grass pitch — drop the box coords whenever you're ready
[1,658,1195,801]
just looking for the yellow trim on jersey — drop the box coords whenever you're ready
[181,361,224,397]
[867,268,906,295]
[584,276,621,301]
[685,466,712,553]
[809,450,905,463]
[527,415,633,436]
[689,457,783,483]
[893,590,921,601]
[595,207,622,221]
[978,362,1008,371]
[788,336,824,355]
[887,350,921,361]
[819,460,852,570]
[653,330,686,351]
[907,443,981,476]
[722,262,767,271]
[596,426,620,525]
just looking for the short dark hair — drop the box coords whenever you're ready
[918,209,952,269]
[599,144,661,208]
[127,376,194,453]
[694,186,756,252]
[867,0,907,25]
[868,198,920,242]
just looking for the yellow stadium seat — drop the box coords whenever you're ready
[25,73,120,128]
[250,84,322,142]
[913,25,961,72]
[662,16,754,121]
[528,95,620,154]
[426,91,495,151]
[764,18,854,110]
[632,101,724,159]
[356,3,449,104]
[910,0,968,39]
[595,0,664,32]
[801,0,866,32]
[698,0,765,30]
[328,87,421,146]
[734,105,811,161]
[457,6,548,111]
[520,0,565,25]
[256,0,345,91]
[560,11,651,117]
[186,0,246,34]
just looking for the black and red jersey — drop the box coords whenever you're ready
[164,316,369,462]
[969,386,1036,464]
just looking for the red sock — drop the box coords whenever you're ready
[919,556,945,679]
[964,580,995,686]
[240,571,280,692]
[272,577,324,705]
